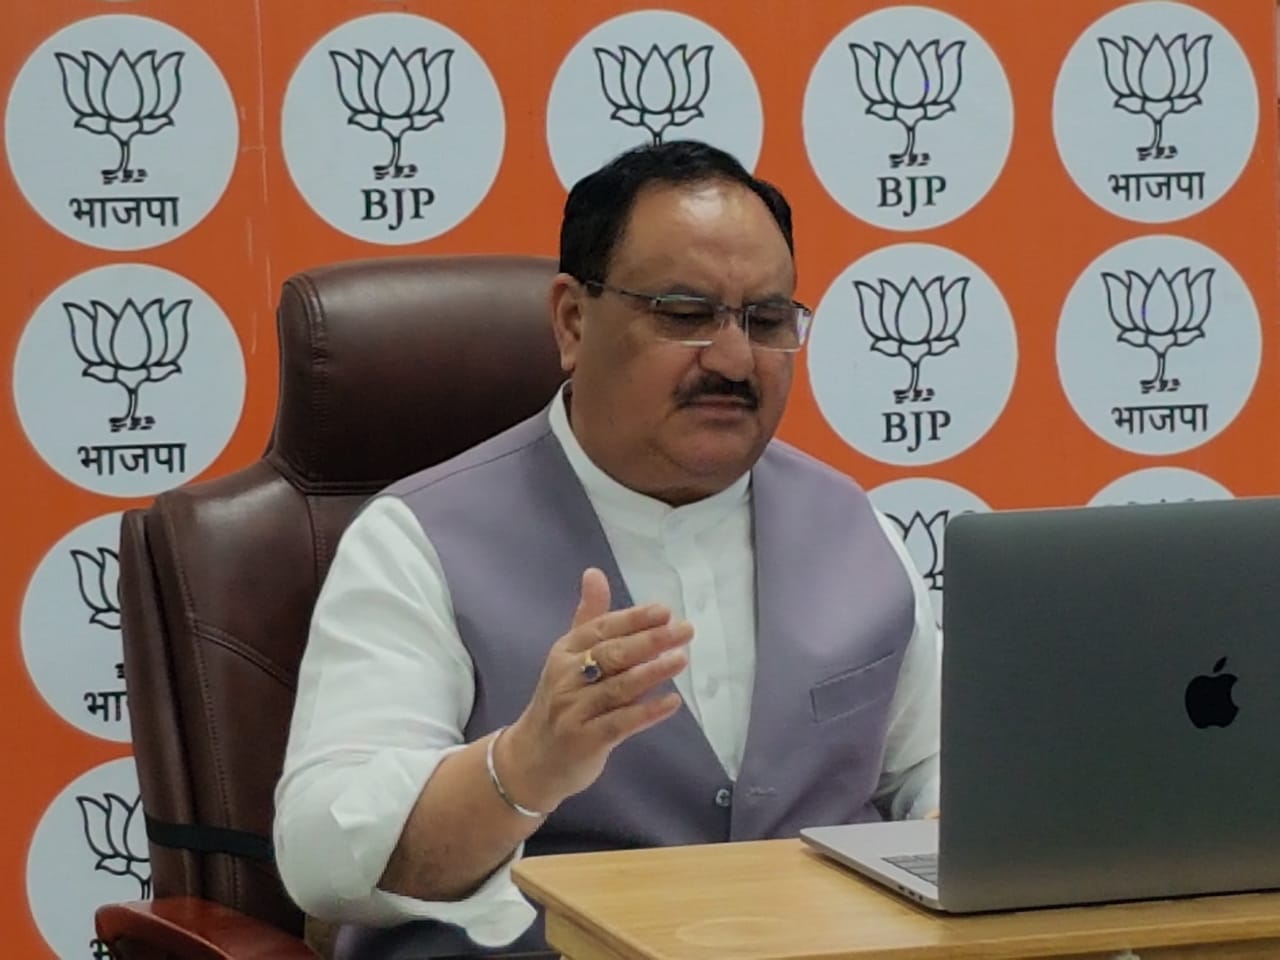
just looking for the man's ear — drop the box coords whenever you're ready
[549,273,585,374]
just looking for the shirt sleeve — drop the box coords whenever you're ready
[272,495,537,945]
[870,509,942,821]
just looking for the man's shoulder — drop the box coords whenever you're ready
[384,410,554,502]
[760,437,870,499]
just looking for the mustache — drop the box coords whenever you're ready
[675,375,759,409]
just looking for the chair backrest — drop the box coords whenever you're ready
[118,254,564,937]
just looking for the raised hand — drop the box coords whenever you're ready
[495,567,692,813]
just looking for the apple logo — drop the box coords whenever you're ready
[1184,657,1239,729]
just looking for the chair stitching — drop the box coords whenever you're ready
[157,502,240,907]
[188,620,297,690]
[310,500,328,602]
[297,274,330,490]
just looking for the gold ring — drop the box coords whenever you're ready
[581,650,604,684]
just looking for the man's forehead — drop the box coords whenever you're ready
[611,180,793,278]
[624,178,771,230]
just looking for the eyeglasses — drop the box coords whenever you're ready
[582,280,813,353]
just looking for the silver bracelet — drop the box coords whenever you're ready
[486,726,547,819]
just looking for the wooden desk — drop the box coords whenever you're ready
[513,839,1280,959]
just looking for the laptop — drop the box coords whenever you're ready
[801,495,1280,913]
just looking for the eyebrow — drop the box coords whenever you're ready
[751,292,796,306]
[651,284,794,305]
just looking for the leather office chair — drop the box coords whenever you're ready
[96,254,564,959]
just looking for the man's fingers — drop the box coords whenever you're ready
[588,689,684,746]
[587,619,693,679]
[586,645,689,716]
[570,568,611,631]
[563,597,673,653]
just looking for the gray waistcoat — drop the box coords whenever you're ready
[334,408,914,959]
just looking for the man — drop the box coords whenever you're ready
[274,140,940,958]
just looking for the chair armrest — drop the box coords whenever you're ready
[96,898,318,960]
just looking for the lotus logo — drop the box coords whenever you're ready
[855,276,968,403]
[1102,267,1212,394]
[1099,33,1210,161]
[594,44,712,145]
[55,49,184,185]
[887,510,947,594]
[77,792,151,898]
[330,47,454,180]
[849,39,965,168]
[67,297,190,431]
[72,547,121,631]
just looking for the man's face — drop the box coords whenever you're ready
[550,179,797,505]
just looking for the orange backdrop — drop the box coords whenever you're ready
[3,1,1275,955]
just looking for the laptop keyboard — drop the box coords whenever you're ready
[886,853,939,885]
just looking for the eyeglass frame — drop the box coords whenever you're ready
[578,279,814,353]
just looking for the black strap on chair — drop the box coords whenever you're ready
[146,815,275,863]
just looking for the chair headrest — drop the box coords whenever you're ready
[267,254,565,494]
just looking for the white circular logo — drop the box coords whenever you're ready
[21,512,131,743]
[1056,235,1260,456]
[803,5,1013,230]
[869,477,990,628]
[27,757,148,960]
[546,10,763,190]
[1090,466,1232,506]
[807,243,1017,466]
[282,13,505,244]
[4,14,238,250]
[13,264,246,496]
[1052,1,1258,223]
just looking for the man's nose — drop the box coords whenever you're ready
[697,314,757,380]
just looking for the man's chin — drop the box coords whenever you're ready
[668,423,767,475]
